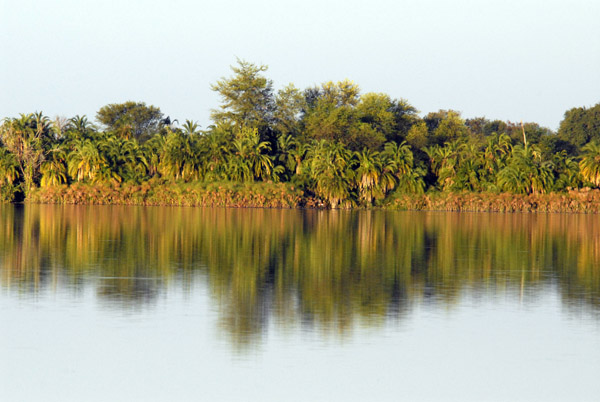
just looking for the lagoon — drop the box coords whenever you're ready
[1,205,599,401]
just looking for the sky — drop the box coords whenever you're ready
[1,0,599,131]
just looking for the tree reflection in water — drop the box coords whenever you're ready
[1,205,599,347]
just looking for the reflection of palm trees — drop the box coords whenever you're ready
[2,206,600,347]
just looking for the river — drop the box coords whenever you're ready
[1,205,599,401]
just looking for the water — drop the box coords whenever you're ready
[1,205,599,401]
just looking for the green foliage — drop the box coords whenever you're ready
[579,141,600,187]
[498,144,554,194]
[96,101,164,141]
[1,60,599,208]
[67,138,108,183]
[302,81,417,151]
[0,146,19,186]
[405,121,428,150]
[558,103,600,147]
[273,84,305,138]
[211,59,274,137]
[40,144,68,187]
[158,130,201,182]
[382,142,424,195]
[227,127,276,182]
[306,140,355,208]
[0,113,53,194]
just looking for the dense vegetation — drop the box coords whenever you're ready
[1,59,600,208]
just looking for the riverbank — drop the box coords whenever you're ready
[26,181,306,208]
[22,181,600,212]
[386,188,600,213]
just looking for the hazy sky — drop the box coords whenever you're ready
[1,0,599,130]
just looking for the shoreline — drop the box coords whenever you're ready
[17,182,600,213]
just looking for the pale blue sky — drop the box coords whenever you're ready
[1,0,599,130]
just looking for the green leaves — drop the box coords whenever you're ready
[498,144,554,194]
[96,102,164,141]
[210,59,274,135]
[579,141,600,187]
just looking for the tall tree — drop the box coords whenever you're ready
[273,84,305,138]
[424,110,469,145]
[0,113,52,194]
[558,103,600,147]
[96,101,164,141]
[210,59,275,139]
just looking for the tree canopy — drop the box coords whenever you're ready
[210,59,275,137]
[96,101,164,141]
[558,103,600,147]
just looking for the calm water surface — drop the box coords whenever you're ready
[1,205,599,401]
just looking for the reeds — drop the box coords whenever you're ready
[386,188,600,213]
[26,181,303,208]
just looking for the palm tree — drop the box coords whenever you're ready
[498,144,554,194]
[355,149,385,205]
[425,143,458,191]
[307,140,355,208]
[275,134,298,179]
[98,134,148,183]
[382,141,424,194]
[67,139,107,182]
[0,114,48,194]
[579,141,600,187]
[202,128,230,181]
[157,130,203,182]
[0,147,19,186]
[142,134,165,177]
[481,133,512,189]
[181,120,200,136]
[226,127,274,182]
[40,144,68,186]
[288,141,310,176]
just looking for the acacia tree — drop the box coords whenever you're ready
[96,101,164,141]
[211,59,275,140]
[558,103,600,147]
[273,84,305,138]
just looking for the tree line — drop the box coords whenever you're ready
[1,59,600,206]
